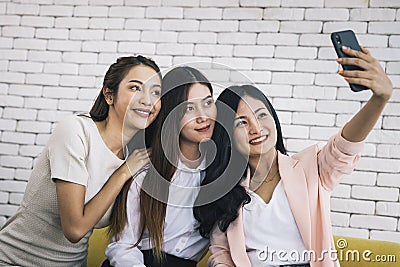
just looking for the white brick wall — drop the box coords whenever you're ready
[0,0,399,243]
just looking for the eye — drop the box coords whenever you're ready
[235,120,247,127]
[258,112,268,119]
[152,89,161,97]
[204,99,214,106]
[186,105,195,112]
[130,85,141,91]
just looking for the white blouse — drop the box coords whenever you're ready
[243,180,310,267]
[106,159,209,267]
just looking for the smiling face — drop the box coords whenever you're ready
[108,65,161,132]
[180,83,217,145]
[233,95,277,159]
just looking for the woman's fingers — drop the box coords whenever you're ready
[337,57,371,70]
[341,45,374,63]
[131,148,149,157]
[125,148,152,177]
[338,70,373,79]
[360,45,370,55]
[336,45,378,71]
[336,45,392,98]
[342,77,372,89]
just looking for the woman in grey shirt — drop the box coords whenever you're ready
[0,55,162,266]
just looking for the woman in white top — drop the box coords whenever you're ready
[105,66,217,267]
[194,46,393,267]
[0,56,162,266]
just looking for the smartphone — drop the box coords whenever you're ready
[331,30,369,92]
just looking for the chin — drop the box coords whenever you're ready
[199,137,212,143]
[128,121,147,131]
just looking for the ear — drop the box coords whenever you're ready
[103,87,113,105]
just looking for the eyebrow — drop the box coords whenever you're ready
[128,79,143,84]
[186,95,212,104]
[234,116,246,121]
[234,107,266,120]
[254,107,265,114]
[128,80,161,88]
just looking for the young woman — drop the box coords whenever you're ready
[105,66,217,267]
[194,46,393,267]
[0,56,162,266]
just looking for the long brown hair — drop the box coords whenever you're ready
[106,55,160,243]
[109,66,213,261]
[90,55,161,121]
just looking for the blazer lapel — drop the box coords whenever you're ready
[278,152,312,249]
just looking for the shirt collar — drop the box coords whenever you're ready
[177,157,207,172]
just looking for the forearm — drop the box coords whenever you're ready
[57,163,131,243]
[342,94,389,143]
[337,45,392,143]
[83,164,131,224]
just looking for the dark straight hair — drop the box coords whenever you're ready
[194,85,287,238]
[90,55,161,121]
[109,66,213,261]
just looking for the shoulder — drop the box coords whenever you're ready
[56,114,90,130]
[47,115,93,153]
[52,115,93,139]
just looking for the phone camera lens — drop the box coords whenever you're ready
[335,35,341,44]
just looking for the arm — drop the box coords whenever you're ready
[317,129,364,191]
[50,117,150,243]
[56,149,149,243]
[105,176,146,267]
[318,46,392,191]
[208,226,236,267]
[338,46,393,142]
[55,164,130,243]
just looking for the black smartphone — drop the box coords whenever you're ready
[331,30,369,92]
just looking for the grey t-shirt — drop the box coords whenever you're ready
[0,115,124,266]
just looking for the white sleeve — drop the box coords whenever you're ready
[48,116,89,186]
[105,174,146,267]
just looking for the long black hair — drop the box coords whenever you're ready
[194,85,286,238]
[110,66,213,260]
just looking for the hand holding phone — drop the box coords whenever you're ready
[330,30,392,100]
[331,30,369,92]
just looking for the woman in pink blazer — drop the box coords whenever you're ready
[194,46,393,267]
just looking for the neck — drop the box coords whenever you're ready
[97,111,138,159]
[249,149,278,183]
[179,138,202,168]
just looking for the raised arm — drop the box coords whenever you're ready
[338,46,393,142]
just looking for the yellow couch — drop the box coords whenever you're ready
[88,227,400,267]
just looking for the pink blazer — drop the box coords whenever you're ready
[208,129,364,267]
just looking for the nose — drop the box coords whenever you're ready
[139,89,152,106]
[195,106,207,123]
[248,117,262,135]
